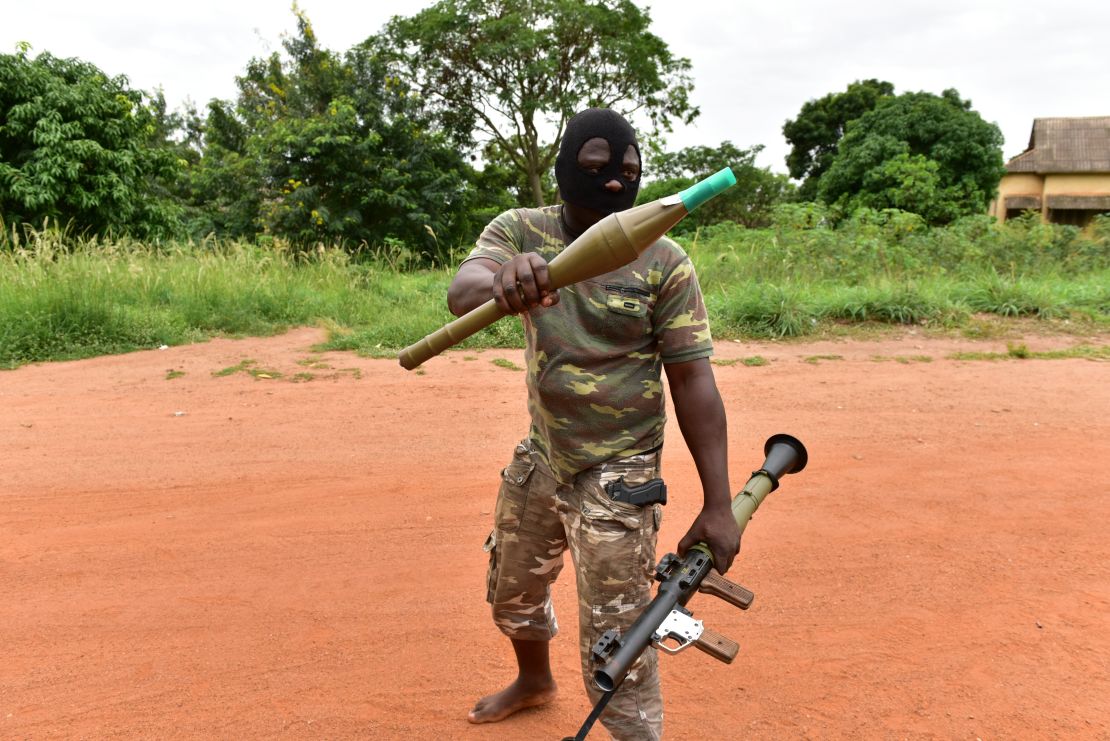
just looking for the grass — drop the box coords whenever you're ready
[692,209,1109,339]
[491,358,523,371]
[0,230,511,369]
[871,355,933,364]
[949,343,1109,361]
[212,359,282,379]
[0,211,1106,368]
[213,359,256,377]
[713,356,770,367]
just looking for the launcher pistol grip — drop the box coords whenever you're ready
[605,477,667,507]
[699,569,755,610]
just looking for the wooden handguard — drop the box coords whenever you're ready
[699,569,755,610]
[694,626,739,664]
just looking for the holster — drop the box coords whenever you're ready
[604,477,667,507]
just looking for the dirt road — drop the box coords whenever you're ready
[2,328,1107,739]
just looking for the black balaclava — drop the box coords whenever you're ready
[555,108,641,215]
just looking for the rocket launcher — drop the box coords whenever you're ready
[563,434,809,741]
[397,167,738,370]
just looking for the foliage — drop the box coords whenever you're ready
[848,152,948,222]
[694,210,1108,337]
[477,139,559,208]
[0,227,490,368]
[175,98,265,240]
[0,46,182,240]
[693,207,1109,288]
[379,0,698,206]
[782,79,894,200]
[817,89,1005,225]
[179,8,512,262]
[638,142,794,230]
[3,214,1105,367]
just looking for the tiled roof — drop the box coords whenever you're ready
[1005,116,1110,173]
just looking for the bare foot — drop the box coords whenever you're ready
[467,677,558,724]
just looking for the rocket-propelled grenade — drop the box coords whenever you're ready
[397,167,737,370]
[590,434,808,694]
[563,434,808,741]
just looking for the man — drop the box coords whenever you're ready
[447,108,739,740]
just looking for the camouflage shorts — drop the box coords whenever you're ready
[483,440,665,740]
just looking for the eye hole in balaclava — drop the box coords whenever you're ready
[555,108,641,215]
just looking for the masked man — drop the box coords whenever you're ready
[447,108,739,740]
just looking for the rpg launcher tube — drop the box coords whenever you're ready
[397,167,737,370]
[592,433,808,693]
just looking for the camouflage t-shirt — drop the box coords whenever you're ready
[465,205,713,483]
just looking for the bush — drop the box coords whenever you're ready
[0,47,181,241]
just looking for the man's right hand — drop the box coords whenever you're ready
[491,253,559,315]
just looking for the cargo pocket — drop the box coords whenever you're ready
[583,496,655,670]
[579,480,657,648]
[483,529,498,604]
[494,443,536,534]
[579,482,651,586]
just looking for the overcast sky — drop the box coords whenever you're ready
[5,0,1108,173]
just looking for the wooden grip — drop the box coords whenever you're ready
[694,626,739,664]
[699,569,755,610]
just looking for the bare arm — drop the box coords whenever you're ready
[448,258,499,316]
[447,255,559,317]
[664,357,741,573]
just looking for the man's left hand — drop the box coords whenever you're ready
[676,504,741,574]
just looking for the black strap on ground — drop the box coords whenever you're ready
[562,688,616,741]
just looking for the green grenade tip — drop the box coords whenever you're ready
[678,167,737,213]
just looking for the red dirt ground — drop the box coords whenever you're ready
[2,327,1108,740]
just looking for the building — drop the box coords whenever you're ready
[991,116,1110,226]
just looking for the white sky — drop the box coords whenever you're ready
[4,0,1109,172]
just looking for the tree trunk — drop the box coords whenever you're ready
[528,166,545,207]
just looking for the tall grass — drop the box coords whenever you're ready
[1,208,1106,368]
[0,231,521,368]
[689,207,1109,338]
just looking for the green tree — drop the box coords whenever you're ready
[638,142,794,231]
[379,0,698,207]
[782,79,894,201]
[0,46,181,239]
[477,139,558,208]
[176,98,264,239]
[816,89,1005,225]
[181,8,511,259]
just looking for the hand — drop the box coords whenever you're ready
[677,504,741,574]
[492,253,559,315]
